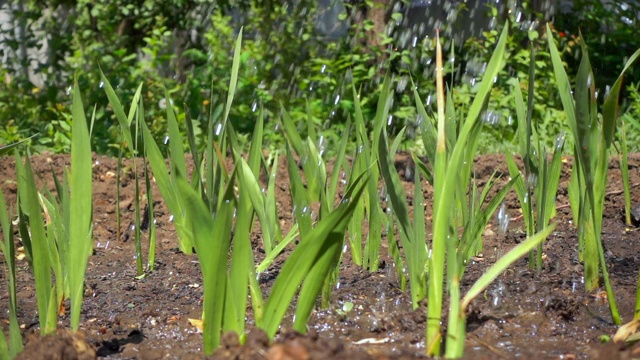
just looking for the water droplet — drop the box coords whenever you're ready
[497,202,509,233]
[396,76,408,93]
[526,173,538,189]
[482,110,500,126]
[555,132,566,151]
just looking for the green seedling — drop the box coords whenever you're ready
[261,171,369,338]
[548,24,640,325]
[101,74,150,271]
[426,26,509,356]
[0,189,23,358]
[449,224,556,357]
[15,150,55,335]
[336,301,354,316]
[506,44,565,271]
[618,120,632,226]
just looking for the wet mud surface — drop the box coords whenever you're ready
[2,152,640,359]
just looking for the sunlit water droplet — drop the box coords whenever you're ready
[497,202,509,233]
[526,173,538,189]
[482,110,500,126]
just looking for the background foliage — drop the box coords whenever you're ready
[0,0,638,155]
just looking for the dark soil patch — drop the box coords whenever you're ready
[2,152,640,359]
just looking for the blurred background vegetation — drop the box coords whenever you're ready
[0,0,639,155]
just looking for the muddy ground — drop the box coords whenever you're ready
[2,152,640,359]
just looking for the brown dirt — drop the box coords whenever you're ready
[2,152,640,359]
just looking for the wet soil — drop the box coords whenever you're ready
[2,152,640,359]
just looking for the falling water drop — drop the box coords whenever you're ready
[497,202,509,233]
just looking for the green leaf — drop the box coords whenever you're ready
[0,135,38,157]
[378,129,426,306]
[69,79,93,331]
[461,224,556,311]
[602,48,640,148]
[165,90,188,179]
[222,28,243,127]
[176,173,236,354]
[100,69,135,150]
[261,172,368,338]
[16,152,52,335]
[238,159,273,252]
[141,119,192,254]
[0,188,22,357]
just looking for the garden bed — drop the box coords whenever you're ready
[2,152,640,359]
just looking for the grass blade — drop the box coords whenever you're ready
[222,28,242,127]
[461,224,556,311]
[99,70,136,150]
[378,128,426,306]
[176,173,236,353]
[166,91,188,180]
[327,119,351,208]
[261,172,368,338]
[428,25,509,356]
[142,119,193,254]
[256,224,299,274]
[16,152,52,335]
[619,121,631,225]
[69,79,93,330]
[0,135,37,157]
[0,189,22,357]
